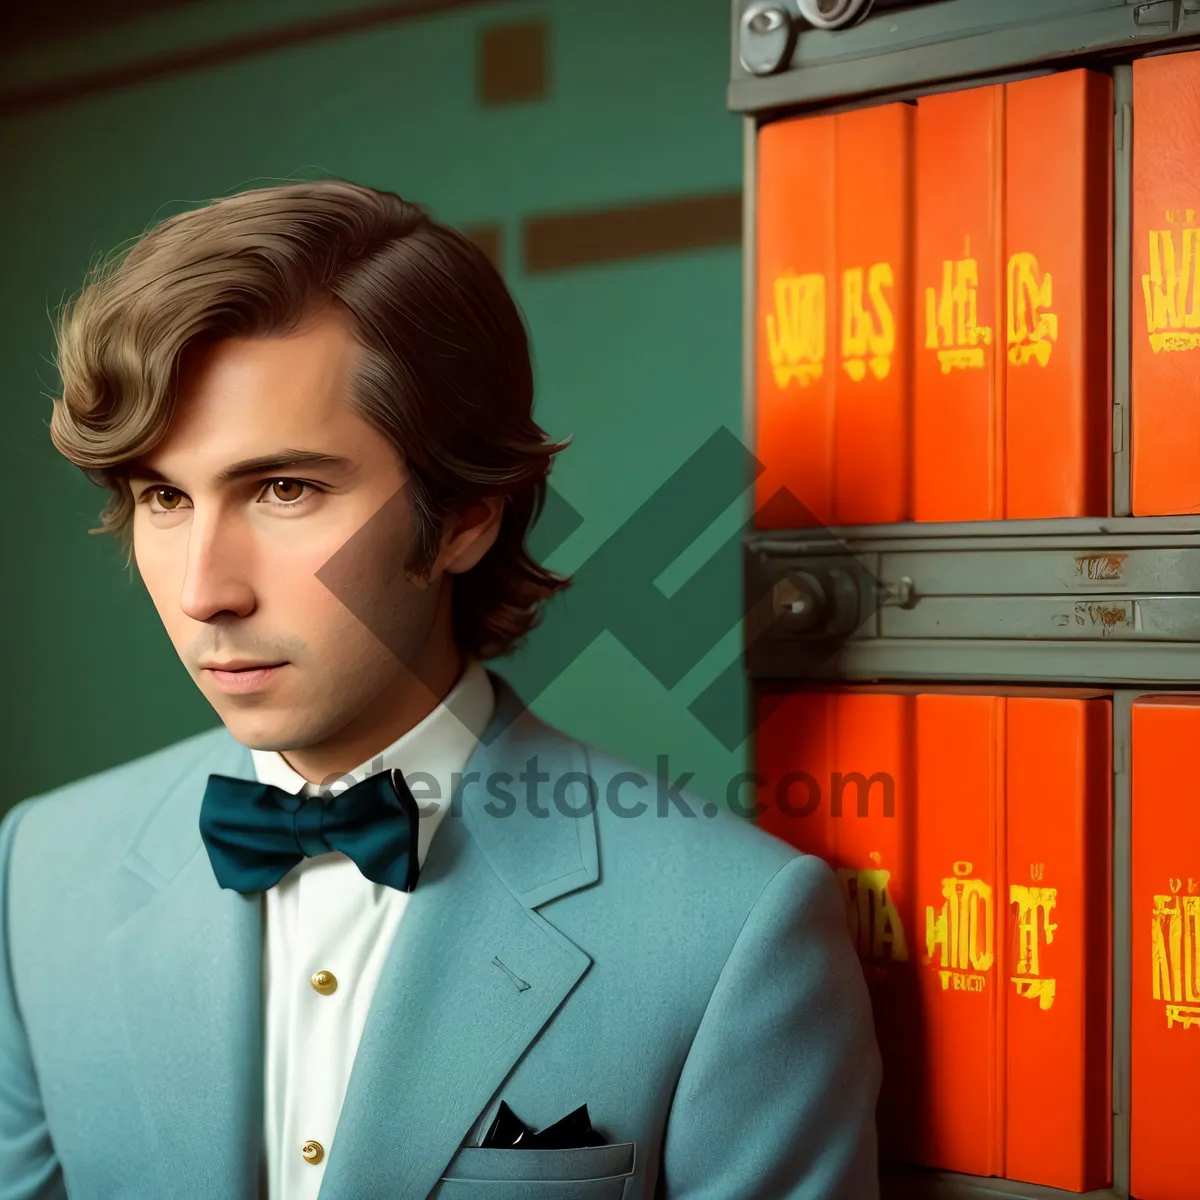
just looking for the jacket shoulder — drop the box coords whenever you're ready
[544,737,829,1021]
[6,725,239,864]
[576,739,804,883]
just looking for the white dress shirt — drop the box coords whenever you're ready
[251,657,496,1200]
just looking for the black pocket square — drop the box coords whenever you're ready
[479,1100,607,1149]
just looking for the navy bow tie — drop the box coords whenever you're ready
[199,768,422,894]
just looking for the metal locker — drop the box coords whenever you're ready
[733,2,1200,1197]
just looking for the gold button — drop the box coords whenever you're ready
[310,970,338,995]
[301,1139,324,1165]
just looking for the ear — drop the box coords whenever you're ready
[436,496,505,577]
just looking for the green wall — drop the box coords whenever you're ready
[0,0,749,816]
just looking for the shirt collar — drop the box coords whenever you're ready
[249,656,496,869]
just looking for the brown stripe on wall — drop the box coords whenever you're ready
[0,0,505,118]
[522,191,742,274]
[477,20,548,106]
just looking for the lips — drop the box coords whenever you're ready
[203,663,289,695]
[200,661,286,672]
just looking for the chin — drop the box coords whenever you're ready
[218,709,317,754]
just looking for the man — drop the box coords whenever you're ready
[0,180,880,1199]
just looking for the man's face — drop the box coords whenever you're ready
[128,304,480,762]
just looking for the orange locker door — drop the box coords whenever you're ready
[1004,70,1112,518]
[833,104,913,525]
[756,686,1112,1187]
[1004,697,1112,1193]
[914,694,1003,1175]
[1132,51,1200,516]
[755,115,836,529]
[755,689,920,1164]
[753,687,837,862]
[830,692,918,1165]
[1130,698,1200,1200]
[913,86,1004,521]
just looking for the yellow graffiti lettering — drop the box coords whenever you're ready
[841,262,895,382]
[1142,224,1200,352]
[836,864,909,963]
[937,970,986,992]
[952,972,986,992]
[924,254,992,373]
[1151,895,1177,1002]
[1010,884,1058,977]
[925,860,994,985]
[1152,892,1200,1025]
[1010,883,1058,1010]
[767,272,826,387]
[1166,1003,1200,1029]
[1012,978,1057,1010]
[1007,252,1058,367]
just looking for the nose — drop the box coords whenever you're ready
[178,506,256,624]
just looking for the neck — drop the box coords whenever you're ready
[280,637,467,787]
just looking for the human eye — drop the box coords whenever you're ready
[138,485,192,515]
[256,478,324,511]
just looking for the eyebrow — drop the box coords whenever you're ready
[128,449,358,487]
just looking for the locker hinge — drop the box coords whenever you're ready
[1113,737,1128,779]
[1113,403,1125,454]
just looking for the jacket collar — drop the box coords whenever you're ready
[106,668,600,1199]
[122,668,599,906]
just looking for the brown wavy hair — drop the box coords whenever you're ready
[49,179,574,661]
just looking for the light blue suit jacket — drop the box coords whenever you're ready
[0,670,881,1199]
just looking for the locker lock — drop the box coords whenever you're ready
[739,3,795,76]
[772,570,826,630]
[771,567,862,635]
[768,564,914,638]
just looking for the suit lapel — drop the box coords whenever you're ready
[316,671,601,1200]
[106,732,263,1198]
[107,671,600,1200]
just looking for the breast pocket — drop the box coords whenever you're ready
[430,1141,636,1199]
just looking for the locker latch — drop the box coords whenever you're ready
[877,576,915,609]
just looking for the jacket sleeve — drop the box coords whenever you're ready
[0,799,67,1200]
[660,850,882,1199]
